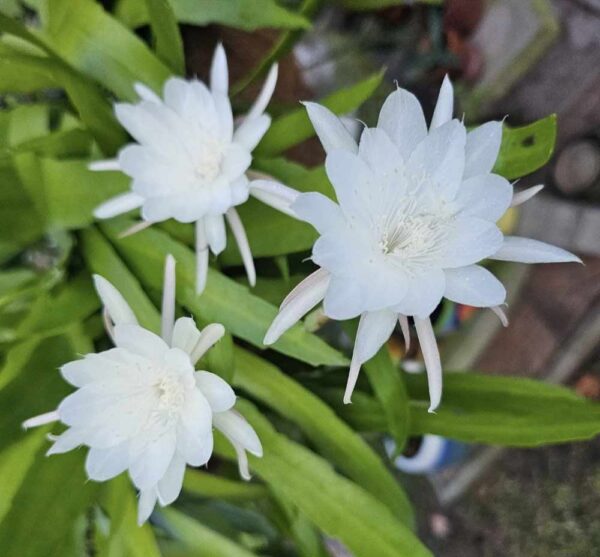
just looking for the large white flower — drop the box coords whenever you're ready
[91,44,298,293]
[23,255,262,524]
[264,77,580,411]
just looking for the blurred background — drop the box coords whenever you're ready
[187,0,600,554]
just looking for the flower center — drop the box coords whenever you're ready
[155,376,185,416]
[194,139,224,184]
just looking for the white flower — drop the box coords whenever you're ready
[23,255,262,525]
[264,77,580,412]
[91,44,299,294]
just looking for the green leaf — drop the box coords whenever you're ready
[363,347,410,453]
[183,469,268,500]
[222,159,333,264]
[80,226,161,333]
[0,445,100,557]
[255,71,384,156]
[330,372,600,447]
[215,400,430,557]
[115,0,310,32]
[44,0,172,100]
[493,115,557,180]
[37,158,128,229]
[97,476,161,557]
[100,219,347,367]
[233,347,414,525]
[143,0,185,75]
[162,508,259,557]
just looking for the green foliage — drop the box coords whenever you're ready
[337,0,442,9]
[0,1,593,555]
[115,0,311,31]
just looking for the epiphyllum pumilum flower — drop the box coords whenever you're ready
[264,77,580,412]
[23,255,262,524]
[91,44,298,294]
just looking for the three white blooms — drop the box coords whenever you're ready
[23,45,579,523]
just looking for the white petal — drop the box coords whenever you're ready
[249,179,300,217]
[85,442,129,481]
[455,174,512,222]
[491,236,581,264]
[171,317,202,355]
[408,119,466,199]
[213,410,262,456]
[491,305,509,327]
[190,323,226,364]
[113,323,170,360]
[161,254,176,344]
[291,192,345,234]
[177,423,213,466]
[344,309,398,404]
[444,265,506,307]
[263,271,330,345]
[118,220,155,238]
[398,315,410,351]
[93,275,138,326]
[280,268,330,310]
[464,121,503,179]
[357,127,403,179]
[232,444,251,480]
[204,214,227,256]
[22,410,59,430]
[221,143,252,182]
[89,159,120,171]
[511,185,544,207]
[157,454,186,506]
[195,371,236,412]
[196,218,209,294]
[303,101,358,154]
[245,63,278,121]
[46,427,83,455]
[438,217,503,269]
[414,317,442,412]
[94,193,144,219]
[226,208,256,287]
[377,88,428,159]
[210,43,228,95]
[322,276,365,320]
[137,488,158,525]
[213,93,233,141]
[129,430,177,490]
[134,82,161,103]
[430,75,454,130]
[233,114,271,151]
[394,268,445,319]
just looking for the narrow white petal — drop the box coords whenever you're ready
[93,275,138,327]
[414,317,442,413]
[22,410,59,429]
[249,179,300,217]
[291,192,345,235]
[46,428,84,455]
[263,271,330,345]
[134,82,161,103]
[213,410,262,456]
[190,323,226,364]
[491,305,509,327]
[195,371,236,412]
[344,309,398,404]
[464,121,503,179]
[171,317,202,355]
[444,265,506,307]
[93,192,144,219]
[280,268,330,310]
[492,236,581,264]
[511,185,544,207]
[157,454,186,506]
[233,444,251,480]
[210,43,228,95]
[430,75,454,130]
[398,315,410,351]
[205,214,227,255]
[245,63,278,121]
[161,254,176,344]
[88,159,120,172]
[196,218,209,295]
[233,114,271,151]
[226,208,256,287]
[113,323,169,360]
[137,488,158,525]
[85,443,129,481]
[118,220,154,238]
[303,101,358,154]
[130,431,177,490]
